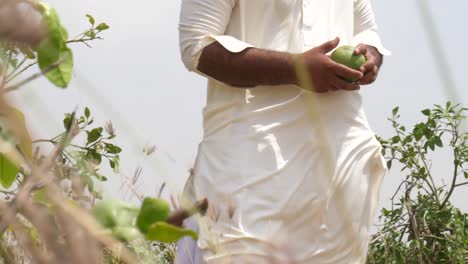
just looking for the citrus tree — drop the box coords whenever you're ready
[368,103,468,263]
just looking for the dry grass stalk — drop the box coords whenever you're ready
[0,97,139,264]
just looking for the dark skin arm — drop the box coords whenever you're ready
[197,37,365,93]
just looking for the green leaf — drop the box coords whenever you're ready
[428,139,435,151]
[87,127,103,144]
[0,153,19,189]
[145,222,197,243]
[136,198,170,233]
[392,107,399,116]
[84,107,90,118]
[421,109,431,116]
[433,136,443,147]
[63,114,72,129]
[40,47,74,88]
[391,136,401,144]
[86,149,102,164]
[14,109,32,159]
[386,160,392,170]
[463,171,467,179]
[92,200,140,229]
[95,23,110,31]
[85,14,95,26]
[82,174,94,192]
[37,4,74,88]
[4,108,33,160]
[109,155,120,173]
[104,143,121,154]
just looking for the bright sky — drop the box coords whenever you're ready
[11,0,468,213]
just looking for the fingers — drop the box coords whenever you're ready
[359,57,377,73]
[316,37,340,54]
[330,77,360,91]
[354,44,368,55]
[331,62,363,81]
[360,65,379,85]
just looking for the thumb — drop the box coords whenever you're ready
[317,37,340,54]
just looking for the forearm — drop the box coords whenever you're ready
[197,41,297,87]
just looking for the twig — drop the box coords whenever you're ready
[5,62,37,84]
[454,181,468,188]
[2,61,61,93]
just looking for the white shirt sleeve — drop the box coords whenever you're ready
[178,0,254,72]
[353,0,391,56]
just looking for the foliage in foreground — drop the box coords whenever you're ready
[368,103,468,263]
[1,1,205,263]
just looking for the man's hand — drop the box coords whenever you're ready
[354,44,383,85]
[301,37,364,93]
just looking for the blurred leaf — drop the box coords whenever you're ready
[95,23,109,31]
[63,114,71,129]
[91,200,139,229]
[104,143,121,154]
[84,107,90,118]
[145,222,197,243]
[0,153,18,189]
[82,174,94,192]
[37,3,74,88]
[137,198,170,233]
[392,107,399,117]
[85,14,95,25]
[10,108,32,160]
[109,155,120,173]
[86,149,102,164]
[386,160,392,170]
[433,136,443,148]
[421,109,431,116]
[112,226,142,242]
[40,47,73,88]
[87,127,103,145]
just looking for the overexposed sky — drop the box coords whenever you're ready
[10,0,468,212]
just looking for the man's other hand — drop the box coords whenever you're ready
[300,37,363,93]
[354,44,383,85]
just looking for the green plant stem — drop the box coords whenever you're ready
[67,38,100,44]
[415,145,440,203]
[442,164,459,208]
[5,62,37,84]
[5,56,28,80]
[2,61,60,93]
[441,125,461,207]
[391,119,440,201]
[454,181,468,187]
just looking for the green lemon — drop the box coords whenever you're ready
[330,45,366,82]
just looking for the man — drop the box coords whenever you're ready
[177,0,389,263]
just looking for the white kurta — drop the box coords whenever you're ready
[178,0,389,263]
